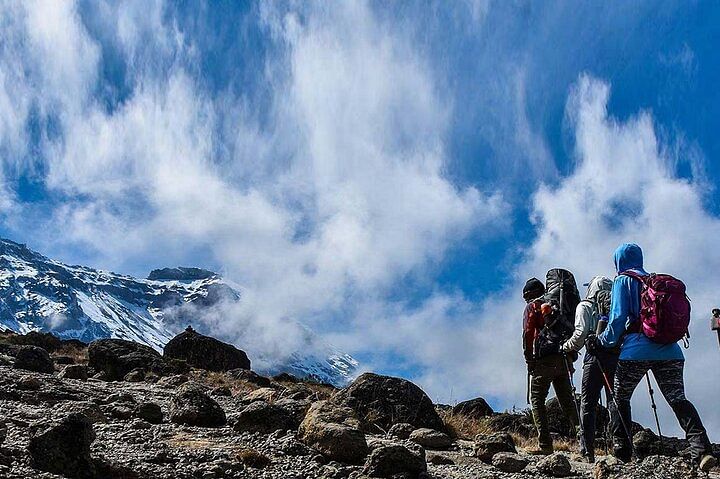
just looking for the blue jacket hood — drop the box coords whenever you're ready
[614,243,644,273]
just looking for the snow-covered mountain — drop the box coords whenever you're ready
[0,238,357,385]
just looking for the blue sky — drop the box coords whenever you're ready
[1,1,719,437]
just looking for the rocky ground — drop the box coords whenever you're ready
[0,330,717,479]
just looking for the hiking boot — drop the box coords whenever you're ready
[700,454,717,473]
[612,444,632,463]
[527,446,554,456]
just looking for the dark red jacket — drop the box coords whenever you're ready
[523,299,544,361]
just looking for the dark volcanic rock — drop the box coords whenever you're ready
[475,432,517,462]
[88,338,163,381]
[409,428,453,449]
[134,402,164,424]
[387,422,415,440]
[331,372,443,432]
[452,397,494,419]
[362,443,426,478]
[298,400,369,464]
[28,413,96,478]
[233,401,296,433]
[169,389,226,427]
[8,331,63,352]
[147,267,217,281]
[492,452,529,473]
[14,345,54,373]
[536,452,572,477]
[59,364,88,381]
[227,368,272,387]
[163,326,251,372]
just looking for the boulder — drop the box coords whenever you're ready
[483,412,534,436]
[134,402,163,424]
[233,401,295,433]
[298,400,369,464]
[88,339,163,381]
[169,389,226,427]
[474,432,516,462]
[452,397,494,419]
[13,345,54,373]
[536,452,572,477]
[492,452,528,473]
[275,398,312,428]
[362,443,426,478]
[409,428,453,450]
[227,369,272,387]
[8,331,63,352]
[332,373,443,432]
[28,413,96,478]
[387,423,415,440]
[58,365,88,381]
[163,326,250,372]
[273,372,299,383]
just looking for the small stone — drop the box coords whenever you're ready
[492,452,529,473]
[362,443,427,477]
[129,418,152,430]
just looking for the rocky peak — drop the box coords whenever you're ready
[147,267,218,281]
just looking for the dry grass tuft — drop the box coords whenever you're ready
[440,410,493,440]
[237,448,271,469]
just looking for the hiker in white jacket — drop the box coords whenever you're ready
[561,276,613,463]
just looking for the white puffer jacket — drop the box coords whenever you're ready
[561,275,612,353]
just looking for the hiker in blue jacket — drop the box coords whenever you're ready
[591,243,715,471]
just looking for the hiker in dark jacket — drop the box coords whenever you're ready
[595,243,716,471]
[523,277,579,455]
[561,275,614,463]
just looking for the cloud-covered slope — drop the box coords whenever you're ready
[0,238,357,385]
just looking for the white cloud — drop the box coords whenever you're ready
[0,1,503,375]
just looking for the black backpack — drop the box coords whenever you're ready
[534,268,581,359]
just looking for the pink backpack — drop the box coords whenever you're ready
[621,271,691,344]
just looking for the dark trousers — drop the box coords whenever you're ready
[610,359,712,461]
[579,349,618,455]
[530,354,579,449]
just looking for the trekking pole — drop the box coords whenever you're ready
[645,373,663,441]
[526,372,531,405]
[596,357,633,451]
[562,352,583,434]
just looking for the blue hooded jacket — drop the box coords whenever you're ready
[598,243,684,361]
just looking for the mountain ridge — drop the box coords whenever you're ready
[0,238,357,385]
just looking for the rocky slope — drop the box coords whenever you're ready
[0,238,357,385]
[0,330,717,479]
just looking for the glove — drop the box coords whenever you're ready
[585,333,600,354]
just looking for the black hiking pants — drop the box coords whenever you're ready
[579,349,618,456]
[529,354,579,450]
[610,359,712,462]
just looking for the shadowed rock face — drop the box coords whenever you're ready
[331,372,444,433]
[88,339,164,381]
[163,327,250,372]
[28,413,96,478]
[13,345,54,374]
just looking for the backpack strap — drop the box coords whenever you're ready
[618,270,646,334]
